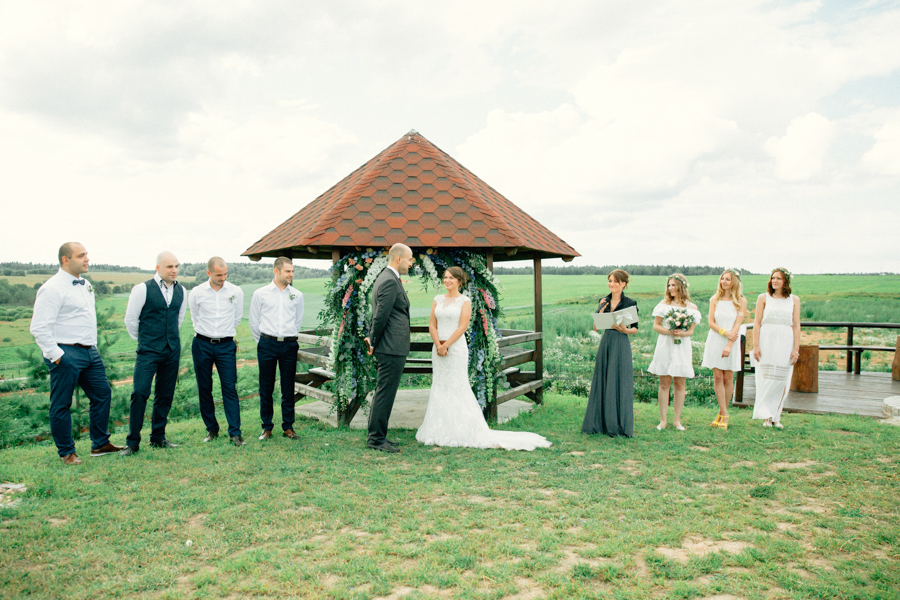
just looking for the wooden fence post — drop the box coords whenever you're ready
[892,336,900,382]
[790,345,819,393]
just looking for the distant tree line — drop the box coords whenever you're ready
[493,265,756,276]
[0,279,36,306]
[0,261,152,276]
[178,262,330,289]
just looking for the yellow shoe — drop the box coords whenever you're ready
[718,415,729,430]
[710,414,722,427]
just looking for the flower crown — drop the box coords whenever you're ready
[771,267,793,281]
[670,274,688,288]
[724,268,741,280]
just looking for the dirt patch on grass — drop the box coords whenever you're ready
[770,460,817,470]
[500,577,543,600]
[589,463,604,469]
[730,461,756,468]
[632,552,651,577]
[47,517,69,526]
[186,513,208,529]
[554,546,611,573]
[620,460,641,476]
[656,537,753,563]
[690,445,710,452]
[568,451,586,456]
[805,470,837,480]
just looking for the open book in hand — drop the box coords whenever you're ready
[591,307,639,331]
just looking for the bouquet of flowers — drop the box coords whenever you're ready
[662,307,696,345]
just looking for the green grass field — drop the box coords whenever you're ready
[1,396,898,599]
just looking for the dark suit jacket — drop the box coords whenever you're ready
[368,269,410,356]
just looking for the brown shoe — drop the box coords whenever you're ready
[61,453,82,465]
[259,430,272,440]
[282,429,301,440]
[203,432,219,442]
[91,442,125,457]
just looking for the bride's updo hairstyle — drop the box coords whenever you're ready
[445,266,468,292]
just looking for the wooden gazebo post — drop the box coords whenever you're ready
[533,255,543,405]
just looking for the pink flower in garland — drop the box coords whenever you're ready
[481,310,490,334]
[479,288,496,309]
[342,285,354,308]
[338,318,345,339]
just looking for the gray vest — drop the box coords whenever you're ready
[137,279,184,353]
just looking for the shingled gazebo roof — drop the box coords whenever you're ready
[242,130,579,262]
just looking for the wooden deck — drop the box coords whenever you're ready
[733,371,900,418]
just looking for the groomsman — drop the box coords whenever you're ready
[189,257,245,446]
[29,242,123,464]
[249,257,304,441]
[120,251,186,456]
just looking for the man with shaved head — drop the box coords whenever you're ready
[120,251,187,456]
[30,242,123,464]
[188,256,245,446]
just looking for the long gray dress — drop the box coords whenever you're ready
[582,294,639,437]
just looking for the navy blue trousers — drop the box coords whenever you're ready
[44,345,112,457]
[191,337,241,437]
[126,345,180,448]
[257,336,299,432]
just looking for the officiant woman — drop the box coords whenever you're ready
[582,269,640,438]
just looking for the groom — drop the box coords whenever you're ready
[364,243,413,453]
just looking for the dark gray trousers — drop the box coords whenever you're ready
[367,352,406,445]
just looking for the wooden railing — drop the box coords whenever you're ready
[735,322,899,401]
[293,326,544,425]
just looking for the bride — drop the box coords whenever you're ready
[416,266,552,451]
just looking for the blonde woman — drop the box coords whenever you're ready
[701,269,748,430]
[648,274,702,431]
[751,268,801,429]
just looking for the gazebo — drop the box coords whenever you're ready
[243,130,579,424]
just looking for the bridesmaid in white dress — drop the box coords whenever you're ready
[648,274,702,431]
[701,269,748,430]
[751,268,801,429]
[416,266,551,451]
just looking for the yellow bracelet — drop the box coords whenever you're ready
[719,328,727,336]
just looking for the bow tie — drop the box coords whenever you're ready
[72,279,86,286]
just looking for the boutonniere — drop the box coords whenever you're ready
[289,293,296,301]
[228,295,236,303]
[88,284,94,294]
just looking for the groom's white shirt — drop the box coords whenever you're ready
[386,266,400,279]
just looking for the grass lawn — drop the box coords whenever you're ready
[1,395,898,599]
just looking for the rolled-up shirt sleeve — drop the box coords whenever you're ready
[30,285,64,362]
[232,286,244,329]
[249,291,262,343]
[295,293,305,333]
[124,283,147,341]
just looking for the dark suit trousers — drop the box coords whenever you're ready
[44,345,112,457]
[257,336,299,431]
[126,345,180,447]
[192,337,241,437]
[367,352,406,445]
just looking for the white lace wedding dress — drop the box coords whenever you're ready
[416,294,551,451]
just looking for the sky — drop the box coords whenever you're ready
[1,0,898,274]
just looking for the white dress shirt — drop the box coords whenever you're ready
[188,280,243,338]
[124,273,187,340]
[387,265,400,279]
[249,281,304,343]
[30,269,98,362]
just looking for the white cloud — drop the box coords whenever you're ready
[0,0,899,273]
[765,113,835,181]
[858,109,900,177]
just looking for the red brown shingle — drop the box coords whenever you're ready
[242,130,579,261]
